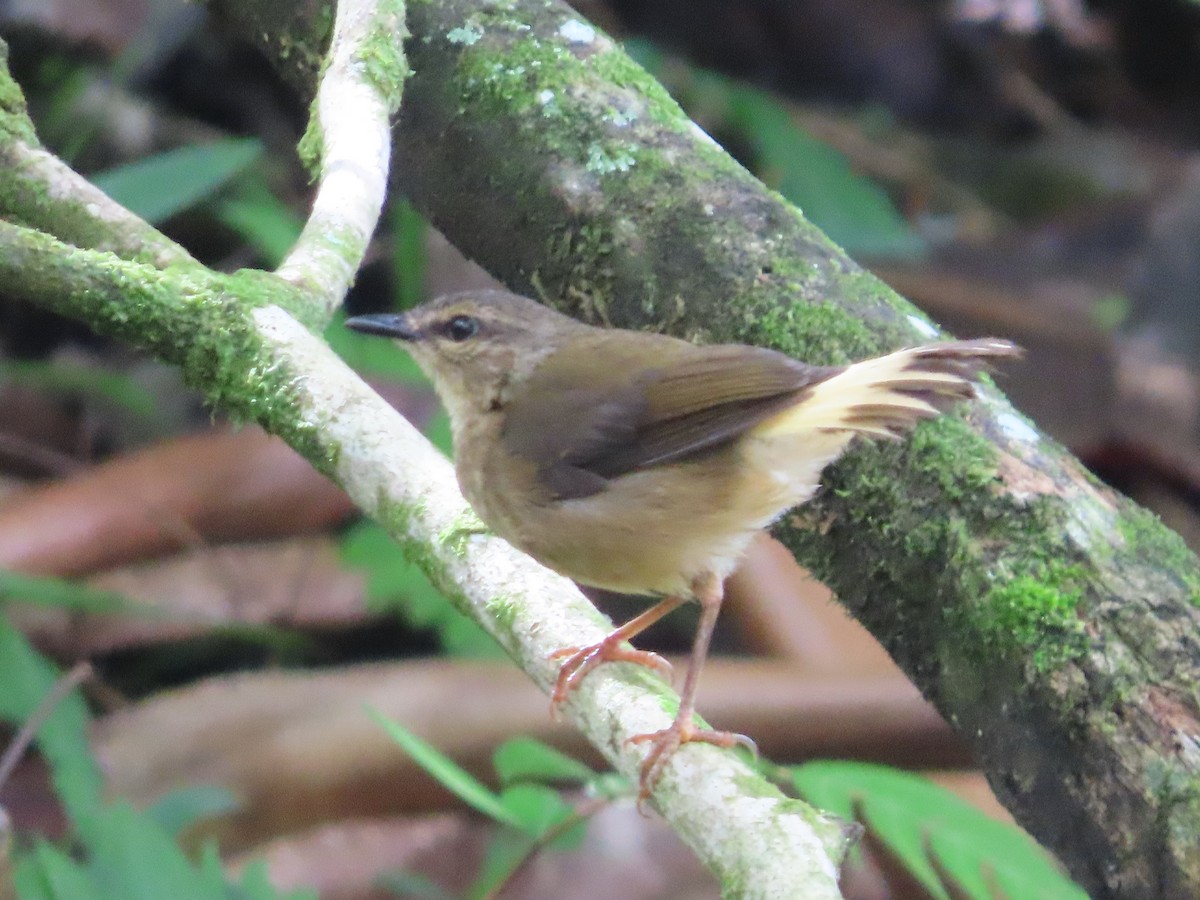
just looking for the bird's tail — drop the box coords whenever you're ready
[757,339,1021,440]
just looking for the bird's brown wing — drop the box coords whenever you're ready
[501,335,836,500]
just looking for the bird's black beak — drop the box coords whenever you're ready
[344,313,418,341]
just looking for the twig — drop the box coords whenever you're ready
[0,661,92,793]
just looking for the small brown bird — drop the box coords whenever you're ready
[347,290,1018,798]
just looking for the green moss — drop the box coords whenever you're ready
[224,267,319,327]
[167,274,326,467]
[359,0,411,105]
[371,495,520,653]
[295,1,410,179]
[0,231,334,470]
[907,416,1004,498]
[916,421,1089,673]
[438,507,489,557]
[0,41,38,146]
[777,397,1097,687]
[774,796,856,861]
[541,222,618,323]
[311,2,336,51]
[1149,757,1200,851]
[448,9,681,119]
[1118,506,1200,607]
[975,565,1088,670]
[376,495,467,609]
[446,25,483,45]
[271,11,330,80]
[484,592,518,633]
[373,494,428,554]
[455,30,576,117]
[703,246,941,366]
[743,298,883,364]
[449,6,696,190]
[296,97,324,180]
[0,158,189,268]
[586,45,686,125]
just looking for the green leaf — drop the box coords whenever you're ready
[0,615,103,839]
[390,199,428,311]
[12,819,306,900]
[1089,292,1131,332]
[145,785,241,838]
[367,708,522,828]
[469,828,535,900]
[85,803,228,900]
[230,856,317,900]
[727,88,924,259]
[424,409,453,457]
[342,522,447,624]
[13,841,103,900]
[499,783,585,851]
[212,176,304,267]
[492,737,596,787]
[91,138,263,224]
[793,761,1087,900]
[498,783,573,837]
[468,787,587,899]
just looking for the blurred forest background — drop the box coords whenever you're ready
[1,0,1198,897]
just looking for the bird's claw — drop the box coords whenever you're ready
[628,721,757,809]
[548,641,673,716]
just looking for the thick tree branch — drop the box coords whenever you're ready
[212,2,1200,896]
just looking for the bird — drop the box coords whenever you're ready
[346,289,1019,800]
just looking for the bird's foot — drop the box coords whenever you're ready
[549,639,673,715]
[629,719,758,805]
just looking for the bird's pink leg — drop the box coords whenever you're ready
[627,572,756,803]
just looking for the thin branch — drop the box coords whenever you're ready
[276,0,409,316]
[0,661,92,793]
[0,41,195,268]
[0,134,197,270]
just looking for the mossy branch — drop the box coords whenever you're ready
[211,1,1200,897]
[279,0,409,312]
[0,42,195,269]
[0,13,853,898]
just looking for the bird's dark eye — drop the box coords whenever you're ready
[444,315,479,342]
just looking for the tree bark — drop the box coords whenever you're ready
[195,1,1200,895]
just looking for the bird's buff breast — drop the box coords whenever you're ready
[456,425,811,598]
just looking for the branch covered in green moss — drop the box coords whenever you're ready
[0,41,195,269]
[214,1,1200,897]
[278,0,409,312]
